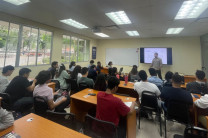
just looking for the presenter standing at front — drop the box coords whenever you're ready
[150,52,163,79]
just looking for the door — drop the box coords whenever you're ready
[201,34,208,79]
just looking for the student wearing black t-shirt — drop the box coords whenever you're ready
[5,68,37,112]
[160,73,193,111]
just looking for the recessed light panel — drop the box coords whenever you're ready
[126,31,139,36]
[3,0,30,5]
[166,28,184,34]
[105,11,131,25]
[60,19,88,29]
[94,33,109,37]
[175,0,208,19]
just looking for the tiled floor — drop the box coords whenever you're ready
[65,107,185,138]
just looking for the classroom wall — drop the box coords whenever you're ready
[96,37,202,77]
[0,12,97,80]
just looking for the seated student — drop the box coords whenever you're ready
[134,70,161,102]
[78,67,94,88]
[88,60,94,68]
[107,61,113,68]
[186,70,208,95]
[96,76,136,138]
[88,65,97,82]
[0,97,14,131]
[96,61,103,74]
[163,71,173,87]
[33,71,70,112]
[160,73,193,111]
[54,64,70,90]
[94,73,107,91]
[148,68,163,87]
[48,61,58,79]
[5,68,36,112]
[69,61,76,72]
[70,65,82,81]
[128,65,140,82]
[109,67,117,77]
[0,65,15,93]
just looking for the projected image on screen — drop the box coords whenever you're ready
[144,48,167,64]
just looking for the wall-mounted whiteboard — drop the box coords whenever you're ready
[106,48,139,66]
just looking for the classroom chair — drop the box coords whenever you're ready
[51,79,60,91]
[34,96,48,117]
[138,91,162,136]
[174,126,208,138]
[78,82,91,91]
[164,100,192,138]
[68,78,79,96]
[83,114,118,138]
[0,93,12,111]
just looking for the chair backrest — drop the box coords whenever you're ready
[45,111,77,131]
[51,79,60,91]
[0,93,12,111]
[84,114,118,138]
[184,126,208,138]
[167,100,190,124]
[34,96,48,116]
[79,82,90,91]
[140,91,159,112]
[69,79,79,95]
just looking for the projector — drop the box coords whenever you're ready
[92,27,101,33]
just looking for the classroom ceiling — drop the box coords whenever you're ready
[0,0,208,39]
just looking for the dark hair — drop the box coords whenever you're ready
[90,65,96,69]
[90,60,94,64]
[2,65,14,74]
[155,52,158,55]
[110,67,117,76]
[138,70,147,81]
[36,70,51,85]
[149,68,157,76]
[94,73,107,91]
[19,68,31,76]
[165,71,173,81]
[56,64,65,78]
[130,65,138,75]
[108,61,112,66]
[81,67,88,75]
[196,70,205,80]
[172,73,183,84]
[71,65,81,79]
[69,61,76,69]
[51,61,58,68]
[107,76,120,90]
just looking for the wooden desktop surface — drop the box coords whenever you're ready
[119,81,134,89]
[100,67,108,74]
[0,113,89,138]
[70,88,137,138]
[191,94,201,126]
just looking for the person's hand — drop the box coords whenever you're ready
[61,97,67,102]
[54,91,59,95]
[33,79,37,84]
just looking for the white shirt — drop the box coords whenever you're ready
[195,94,208,109]
[134,81,161,99]
[77,73,82,81]
[0,75,10,93]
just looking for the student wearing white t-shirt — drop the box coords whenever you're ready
[0,65,14,93]
[134,70,161,102]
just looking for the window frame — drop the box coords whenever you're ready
[0,19,53,68]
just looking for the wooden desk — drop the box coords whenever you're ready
[184,75,207,84]
[0,113,89,138]
[192,94,201,126]
[181,83,187,89]
[70,88,137,138]
[118,81,139,100]
[100,67,108,74]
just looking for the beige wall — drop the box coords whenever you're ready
[0,12,97,80]
[96,37,202,77]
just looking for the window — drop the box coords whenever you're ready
[62,35,90,63]
[62,35,70,63]
[0,20,53,67]
[0,21,19,67]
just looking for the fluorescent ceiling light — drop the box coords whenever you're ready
[166,28,184,34]
[94,33,109,38]
[105,11,131,25]
[60,19,88,29]
[126,31,139,36]
[3,0,30,5]
[175,0,208,19]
